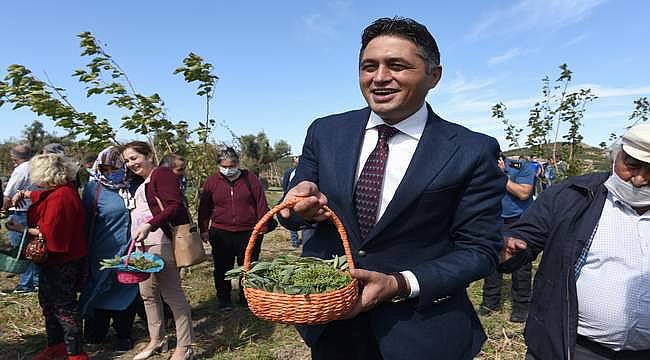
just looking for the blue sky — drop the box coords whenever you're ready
[2,0,649,153]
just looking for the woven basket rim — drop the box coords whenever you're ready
[240,196,359,324]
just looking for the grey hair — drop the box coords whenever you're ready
[217,147,239,163]
[607,141,623,163]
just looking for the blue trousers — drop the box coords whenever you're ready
[9,212,39,290]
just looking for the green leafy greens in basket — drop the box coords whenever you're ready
[99,255,159,271]
[226,254,352,295]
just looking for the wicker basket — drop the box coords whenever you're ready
[0,229,30,274]
[242,197,359,325]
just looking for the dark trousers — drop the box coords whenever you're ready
[208,228,262,303]
[39,260,86,355]
[526,340,650,360]
[311,313,383,360]
[83,298,139,343]
[482,217,532,310]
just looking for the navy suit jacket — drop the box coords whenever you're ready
[285,104,506,359]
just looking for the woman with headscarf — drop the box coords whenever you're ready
[78,146,141,353]
[7,154,88,360]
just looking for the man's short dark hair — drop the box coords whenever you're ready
[159,153,185,168]
[360,17,440,73]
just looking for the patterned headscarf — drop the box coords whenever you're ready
[90,146,128,190]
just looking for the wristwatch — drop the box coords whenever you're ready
[389,272,410,303]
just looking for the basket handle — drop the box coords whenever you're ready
[243,197,356,272]
[123,236,137,267]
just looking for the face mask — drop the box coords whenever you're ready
[603,172,650,208]
[105,169,126,184]
[219,167,240,178]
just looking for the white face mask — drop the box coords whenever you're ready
[219,166,240,178]
[604,171,650,208]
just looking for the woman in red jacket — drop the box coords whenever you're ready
[8,154,88,360]
[122,141,195,360]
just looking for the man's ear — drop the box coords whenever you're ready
[429,65,442,89]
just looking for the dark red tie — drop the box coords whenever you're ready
[354,124,400,240]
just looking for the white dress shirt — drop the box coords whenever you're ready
[355,103,428,297]
[577,192,650,350]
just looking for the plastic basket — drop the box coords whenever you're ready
[114,237,164,285]
[116,270,150,284]
[0,229,30,274]
[242,197,359,325]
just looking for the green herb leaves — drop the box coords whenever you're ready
[226,255,352,295]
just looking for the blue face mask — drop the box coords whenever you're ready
[105,169,126,184]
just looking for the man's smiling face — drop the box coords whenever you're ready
[359,35,441,124]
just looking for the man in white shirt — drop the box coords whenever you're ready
[2,144,39,294]
[279,17,505,359]
[501,123,650,359]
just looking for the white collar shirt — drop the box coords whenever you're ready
[355,103,428,221]
[354,103,428,298]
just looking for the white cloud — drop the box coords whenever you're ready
[563,33,590,47]
[488,48,522,65]
[468,0,607,40]
[302,13,336,36]
[301,1,352,37]
[445,72,498,94]
[575,84,650,98]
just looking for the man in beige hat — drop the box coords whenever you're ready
[499,123,650,359]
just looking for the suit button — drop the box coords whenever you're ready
[357,250,367,257]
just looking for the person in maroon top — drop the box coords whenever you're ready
[198,147,271,310]
[122,141,195,360]
[8,154,88,360]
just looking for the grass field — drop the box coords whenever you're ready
[0,190,529,359]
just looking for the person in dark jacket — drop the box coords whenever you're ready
[198,147,271,310]
[500,123,650,360]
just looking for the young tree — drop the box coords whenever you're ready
[493,64,597,176]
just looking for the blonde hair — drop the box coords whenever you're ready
[31,154,78,187]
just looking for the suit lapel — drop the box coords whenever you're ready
[362,107,459,246]
[335,108,370,244]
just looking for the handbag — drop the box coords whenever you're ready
[154,197,206,268]
[23,229,48,264]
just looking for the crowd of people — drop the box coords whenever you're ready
[1,142,272,360]
[1,15,649,360]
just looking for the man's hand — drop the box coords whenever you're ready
[200,232,209,243]
[279,181,330,222]
[501,236,527,263]
[343,269,402,319]
[497,158,506,171]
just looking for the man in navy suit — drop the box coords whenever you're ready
[280,17,506,360]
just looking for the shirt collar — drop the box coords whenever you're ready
[607,191,650,218]
[367,102,428,141]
